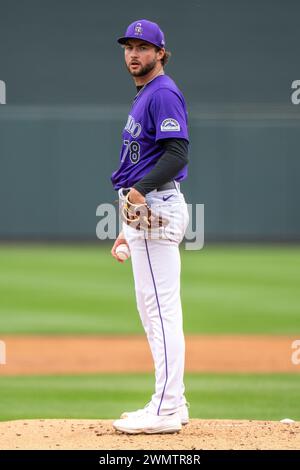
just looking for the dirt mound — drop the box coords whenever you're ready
[0,419,299,450]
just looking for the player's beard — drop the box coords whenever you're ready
[127,58,157,77]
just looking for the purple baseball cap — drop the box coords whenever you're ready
[117,19,165,49]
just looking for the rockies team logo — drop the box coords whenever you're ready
[160,118,181,132]
[134,23,143,36]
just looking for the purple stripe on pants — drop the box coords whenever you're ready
[144,237,168,416]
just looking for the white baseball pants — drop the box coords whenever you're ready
[121,185,189,415]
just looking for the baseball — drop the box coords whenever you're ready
[115,243,131,261]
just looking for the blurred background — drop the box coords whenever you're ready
[0,0,299,424]
[0,0,299,240]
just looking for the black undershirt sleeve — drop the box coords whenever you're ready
[132,138,189,196]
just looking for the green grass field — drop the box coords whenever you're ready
[0,244,299,423]
[0,244,299,334]
[0,373,299,422]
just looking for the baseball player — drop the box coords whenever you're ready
[111,19,190,434]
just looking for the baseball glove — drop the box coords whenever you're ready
[121,191,169,231]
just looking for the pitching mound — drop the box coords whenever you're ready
[0,419,299,450]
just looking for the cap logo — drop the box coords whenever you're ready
[134,22,143,36]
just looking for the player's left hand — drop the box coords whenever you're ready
[127,187,146,205]
[121,189,169,231]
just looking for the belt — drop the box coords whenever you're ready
[156,180,178,191]
[122,181,178,196]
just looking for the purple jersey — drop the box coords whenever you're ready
[111,74,189,190]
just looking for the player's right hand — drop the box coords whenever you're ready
[111,231,129,263]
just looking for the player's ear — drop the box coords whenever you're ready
[156,47,165,60]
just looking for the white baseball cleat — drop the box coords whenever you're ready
[113,410,182,434]
[120,402,189,425]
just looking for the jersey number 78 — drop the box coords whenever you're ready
[121,140,140,164]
